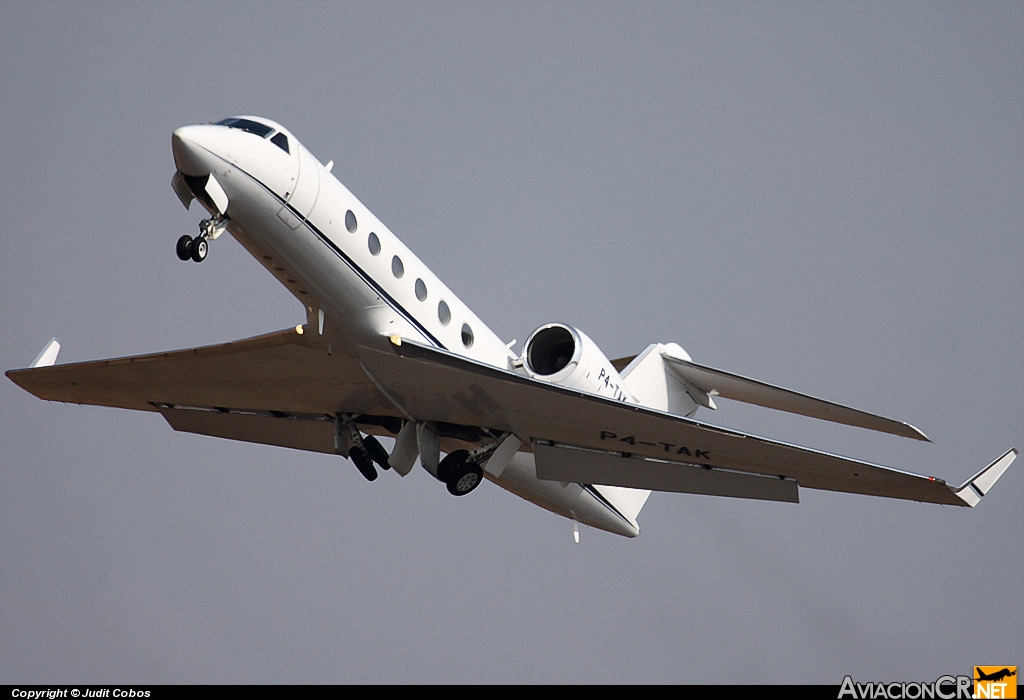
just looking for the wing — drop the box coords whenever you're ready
[8,329,1016,507]
[379,336,1016,507]
[6,327,401,454]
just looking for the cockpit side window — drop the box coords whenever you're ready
[270,132,290,153]
[215,117,274,138]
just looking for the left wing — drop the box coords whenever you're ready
[381,337,1016,506]
[6,327,401,454]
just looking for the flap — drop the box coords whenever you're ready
[535,443,800,503]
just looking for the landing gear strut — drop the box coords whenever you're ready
[176,215,225,263]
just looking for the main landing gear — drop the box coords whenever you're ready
[437,449,484,496]
[336,414,391,482]
[176,216,226,263]
[335,414,486,496]
[349,435,392,482]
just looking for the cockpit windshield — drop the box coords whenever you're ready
[215,117,289,153]
[215,117,274,138]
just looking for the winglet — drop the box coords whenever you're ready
[29,338,61,368]
[953,448,1017,507]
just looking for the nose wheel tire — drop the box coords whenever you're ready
[190,237,208,262]
[176,235,194,261]
[176,235,208,263]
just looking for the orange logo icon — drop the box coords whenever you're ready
[974,667,1017,699]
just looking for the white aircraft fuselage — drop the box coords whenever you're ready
[10,116,1011,542]
[171,116,646,537]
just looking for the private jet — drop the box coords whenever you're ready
[7,116,1016,539]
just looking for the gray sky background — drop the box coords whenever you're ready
[1,0,1020,684]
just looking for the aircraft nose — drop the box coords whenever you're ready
[172,124,221,177]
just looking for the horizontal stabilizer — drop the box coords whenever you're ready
[662,354,930,442]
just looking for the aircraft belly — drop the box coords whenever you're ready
[492,453,640,537]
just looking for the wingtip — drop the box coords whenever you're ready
[29,338,61,368]
[953,448,1017,507]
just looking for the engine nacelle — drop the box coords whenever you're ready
[517,323,634,402]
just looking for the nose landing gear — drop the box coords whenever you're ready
[176,234,207,262]
[176,215,226,263]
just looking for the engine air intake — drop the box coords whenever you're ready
[527,325,577,375]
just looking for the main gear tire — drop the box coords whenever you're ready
[446,461,483,496]
[362,435,391,470]
[437,449,469,483]
[350,447,378,481]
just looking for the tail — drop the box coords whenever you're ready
[590,484,652,535]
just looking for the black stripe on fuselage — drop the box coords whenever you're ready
[206,150,447,350]
[299,212,448,350]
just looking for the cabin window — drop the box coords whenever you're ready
[345,210,357,233]
[415,279,428,301]
[270,132,290,153]
[438,300,451,325]
[391,255,404,278]
[461,324,474,348]
[368,232,381,255]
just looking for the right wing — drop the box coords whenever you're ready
[380,337,1016,507]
